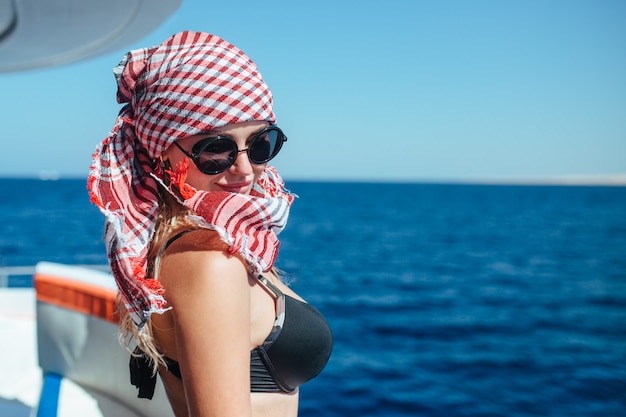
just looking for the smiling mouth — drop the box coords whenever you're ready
[218,183,251,193]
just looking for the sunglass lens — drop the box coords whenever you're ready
[249,129,284,164]
[194,138,237,174]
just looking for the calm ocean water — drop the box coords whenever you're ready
[1,179,625,416]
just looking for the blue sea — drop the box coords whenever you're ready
[1,179,625,416]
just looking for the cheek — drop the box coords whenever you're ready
[252,163,267,180]
[184,168,220,191]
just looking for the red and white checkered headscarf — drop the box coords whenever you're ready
[87,31,294,329]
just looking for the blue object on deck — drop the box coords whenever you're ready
[36,373,62,417]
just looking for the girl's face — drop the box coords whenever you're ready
[162,121,270,195]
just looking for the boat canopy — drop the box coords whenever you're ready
[0,0,181,72]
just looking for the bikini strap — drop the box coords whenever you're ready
[255,274,286,350]
[256,274,284,299]
[163,228,202,251]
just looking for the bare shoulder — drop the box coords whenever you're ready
[163,227,229,255]
[157,228,249,300]
[159,229,245,280]
[151,227,252,359]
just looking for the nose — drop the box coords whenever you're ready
[228,148,253,175]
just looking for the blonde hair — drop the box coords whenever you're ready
[118,182,200,373]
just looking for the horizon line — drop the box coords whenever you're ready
[0,173,625,187]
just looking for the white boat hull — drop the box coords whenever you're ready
[0,262,174,417]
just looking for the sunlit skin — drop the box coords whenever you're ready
[153,120,301,417]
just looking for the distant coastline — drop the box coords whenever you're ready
[422,174,626,187]
[0,173,625,186]
[283,174,626,186]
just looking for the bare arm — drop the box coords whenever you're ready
[158,233,252,417]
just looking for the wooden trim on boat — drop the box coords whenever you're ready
[34,273,119,324]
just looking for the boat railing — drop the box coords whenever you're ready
[0,264,110,287]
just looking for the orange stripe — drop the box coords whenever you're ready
[34,273,119,324]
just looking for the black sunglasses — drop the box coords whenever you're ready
[174,125,287,175]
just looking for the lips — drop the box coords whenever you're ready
[217,182,252,194]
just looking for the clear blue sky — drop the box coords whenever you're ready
[1,0,624,183]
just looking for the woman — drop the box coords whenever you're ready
[88,31,332,417]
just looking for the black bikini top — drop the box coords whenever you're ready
[248,275,333,392]
[129,231,333,398]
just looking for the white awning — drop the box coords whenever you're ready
[0,0,182,72]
